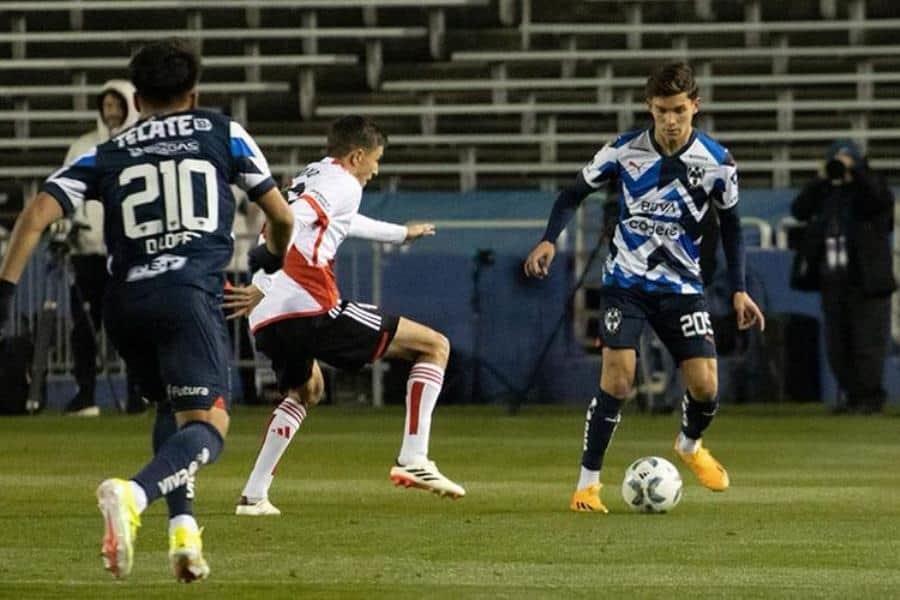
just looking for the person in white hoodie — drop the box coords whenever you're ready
[62,79,139,416]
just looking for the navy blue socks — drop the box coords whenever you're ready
[580,389,623,471]
[134,420,224,506]
[680,390,719,441]
[151,406,194,518]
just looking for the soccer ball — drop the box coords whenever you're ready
[621,456,683,513]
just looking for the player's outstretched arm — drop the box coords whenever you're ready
[404,222,435,242]
[347,214,433,244]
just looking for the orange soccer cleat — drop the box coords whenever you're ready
[570,483,609,513]
[674,438,730,491]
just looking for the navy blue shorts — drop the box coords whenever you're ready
[599,286,716,364]
[104,285,230,411]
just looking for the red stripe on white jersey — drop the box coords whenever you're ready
[282,246,339,310]
[300,194,329,264]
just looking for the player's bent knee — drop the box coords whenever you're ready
[603,380,633,399]
[601,369,634,399]
[302,383,324,407]
[601,364,636,399]
[429,332,450,365]
[300,363,325,407]
[688,375,718,402]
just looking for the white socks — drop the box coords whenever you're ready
[241,397,307,501]
[676,432,699,454]
[169,514,199,535]
[129,480,148,514]
[577,467,600,490]
[397,362,444,465]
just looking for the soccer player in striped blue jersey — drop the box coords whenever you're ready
[0,40,294,579]
[525,62,765,513]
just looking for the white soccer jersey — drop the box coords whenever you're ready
[248,157,405,332]
[583,128,738,295]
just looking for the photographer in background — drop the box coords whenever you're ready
[62,80,139,415]
[791,140,896,414]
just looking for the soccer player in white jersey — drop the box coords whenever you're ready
[524,63,765,513]
[225,116,465,515]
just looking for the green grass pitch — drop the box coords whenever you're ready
[0,405,898,599]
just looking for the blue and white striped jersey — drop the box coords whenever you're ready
[583,128,738,295]
[42,109,276,294]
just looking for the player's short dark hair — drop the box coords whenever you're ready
[645,62,698,100]
[129,39,200,105]
[326,116,387,157]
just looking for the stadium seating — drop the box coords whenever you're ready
[1,0,898,190]
[2,0,897,403]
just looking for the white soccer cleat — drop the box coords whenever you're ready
[235,496,282,516]
[96,478,141,579]
[390,460,466,499]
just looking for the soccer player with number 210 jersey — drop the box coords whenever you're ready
[0,40,294,581]
[524,62,766,513]
[224,115,465,517]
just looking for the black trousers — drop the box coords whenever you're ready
[821,284,891,410]
[70,254,108,400]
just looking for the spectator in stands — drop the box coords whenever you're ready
[62,80,140,416]
[791,140,896,414]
